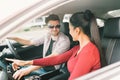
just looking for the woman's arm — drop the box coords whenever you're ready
[6,47,74,68]
[33,48,73,66]
[5,58,33,70]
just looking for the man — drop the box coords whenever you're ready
[7,14,70,79]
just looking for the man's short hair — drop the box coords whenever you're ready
[45,14,60,24]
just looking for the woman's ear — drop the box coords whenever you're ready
[75,27,81,34]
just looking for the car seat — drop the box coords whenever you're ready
[60,22,79,48]
[102,17,120,65]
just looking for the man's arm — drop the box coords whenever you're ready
[25,65,42,72]
[7,37,33,46]
[12,65,42,80]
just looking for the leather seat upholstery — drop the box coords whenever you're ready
[60,22,79,48]
[102,17,120,65]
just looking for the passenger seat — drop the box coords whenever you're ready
[60,22,79,48]
[102,17,120,65]
[99,27,104,39]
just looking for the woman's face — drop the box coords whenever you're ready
[69,23,78,41]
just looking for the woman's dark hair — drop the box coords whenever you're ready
[70,10,107,67]
[45,14,60,24]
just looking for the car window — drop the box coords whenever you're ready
[7,16,49,40]
[63,14,72,22]
[96,18,104,27]
[108,9,120,17]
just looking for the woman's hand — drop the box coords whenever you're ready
[5,58,33,70]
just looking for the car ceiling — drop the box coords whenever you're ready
[48,0,120,19]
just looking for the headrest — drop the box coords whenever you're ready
[60,22,69,35]
[103,17,120,38]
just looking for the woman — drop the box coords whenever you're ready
[6,10,101,80]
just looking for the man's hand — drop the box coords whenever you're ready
[13,68,31,80]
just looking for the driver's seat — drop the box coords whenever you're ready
[24,22,72,80]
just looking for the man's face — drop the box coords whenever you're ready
[48,20,60,36]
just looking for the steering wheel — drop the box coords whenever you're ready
[5,39,21,59]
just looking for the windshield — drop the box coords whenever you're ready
[0,0,40,22]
